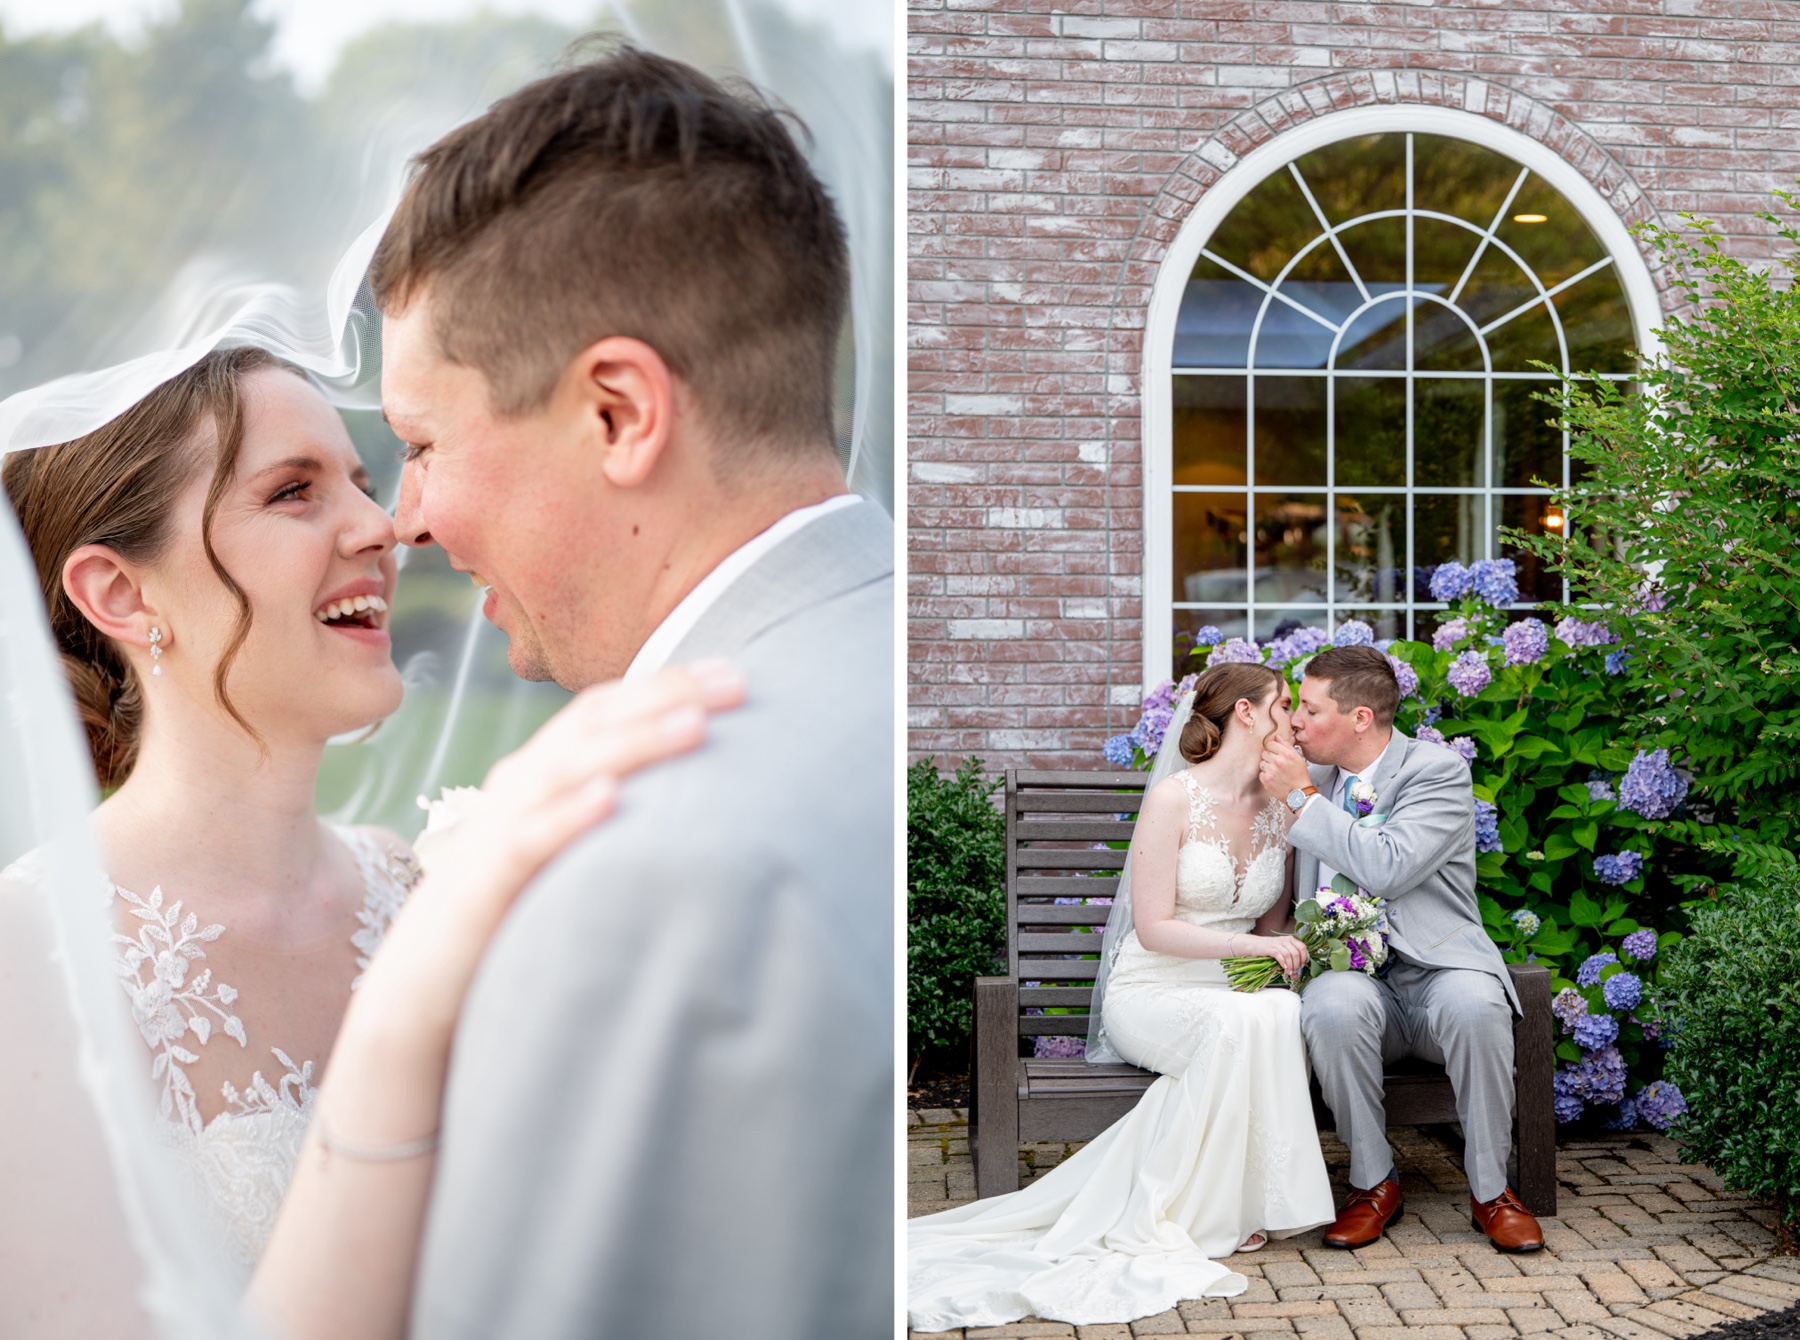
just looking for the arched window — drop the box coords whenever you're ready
[1144,116,1655,681]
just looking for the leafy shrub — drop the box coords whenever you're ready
[1660,864,1800,1238]
[907,758,1006,1061]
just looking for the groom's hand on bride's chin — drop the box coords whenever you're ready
[1258,736,1312,797]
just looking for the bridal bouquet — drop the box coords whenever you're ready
[1224,881,1389,993]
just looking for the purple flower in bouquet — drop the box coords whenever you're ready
[1447,650,1492,697]
[1347,939,1369,971]
[1635,1080,1687,1131]
[1619,748,1687,819]
[1429,562,1473,601]
[1621,928,1658,962]
[1387,655,1420,699]
[1333,619,1374,648]
[1206,637,1263,667]
[1552,1069,1585,1123]
[1474,797,1502,853]
[1587,777,1616,803]
[1470,559,1520,607]
[1572,1012,1619,1050]
[1606,1095,1639,1131]
[1191,625,1223,648]
[1502,618,1550,667]
[1603,972,1643,1012]
[1577,952,1618,987]
[1432,617,1472,652]
[1102,734,1137,768]
[1594,851,1644,885]
[1552,987,1588,1031]
[1555,616,1618,649]
[1034,1035,1086,1059]
[1568,1043,1627,1105]
[1605,648,1632,676]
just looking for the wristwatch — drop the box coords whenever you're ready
[1285,785,1319,814]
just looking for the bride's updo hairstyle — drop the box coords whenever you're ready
[3,346,286,787]
[1178,662,1285,765]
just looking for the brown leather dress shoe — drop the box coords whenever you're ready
[1323,1178,1404,1248]
[1470,1186,1544,1252]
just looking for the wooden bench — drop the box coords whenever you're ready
[971,769,1557,1216]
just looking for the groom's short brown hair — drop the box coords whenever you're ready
[1306,645,1401,728]
[369,43,848,462]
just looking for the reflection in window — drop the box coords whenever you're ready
[1167,132,1636,673]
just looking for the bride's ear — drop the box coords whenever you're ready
[63,545,159,649]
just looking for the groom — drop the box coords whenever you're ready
[1257,645,1542,1254]
[372,47,891,1338]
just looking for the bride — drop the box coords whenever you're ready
[1,345,743,1335]
[908,661,1337,1331]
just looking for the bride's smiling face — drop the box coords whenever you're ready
[147,369,402,744]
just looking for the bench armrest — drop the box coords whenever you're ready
[972,976,1020,1197]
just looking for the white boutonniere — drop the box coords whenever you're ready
[1348,779,1378,817]
[411,785,488,876]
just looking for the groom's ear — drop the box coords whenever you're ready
[63,545,157,647]
[569,336,676,489]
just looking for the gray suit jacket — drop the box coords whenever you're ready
[411,503,894,1339]
[1288,729,1519,1015]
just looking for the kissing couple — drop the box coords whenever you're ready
[1,46,891,1340]
[909,645,1539,1331]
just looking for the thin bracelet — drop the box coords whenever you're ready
[316,1114,440,1163]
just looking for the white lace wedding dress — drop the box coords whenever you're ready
[908,772,1336,1331]
[107,824,417,1267]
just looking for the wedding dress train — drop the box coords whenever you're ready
[908,774,1335,1330]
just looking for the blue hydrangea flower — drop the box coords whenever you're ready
[1635,1080,1687,1131]
[1469,558,1520,607]
[1587,777,1616,803]
[1567,1043,1627,1105]
[1474,797,1502,853]
[1577,952,1618,987]
[1102,734,1137,768]
[1387,655,1419,699]
[1332,619,1374,648]
[1206,637,1263,668]
[1621,928,1657,961]
[1605,1096,1639,1131]
[1572,1012,1619,1050]
[1552,1069,1584,1123]
[1619,748,1688,820]
[1594,851,1644,885]
[1502,617,1550,666]
[1511,908,1541,938]
[1555,616,1619,649]
[1431,616,1471,652]
[1446,650,1492,697]
[1429,561,1473,601]
[1551,987,1588,1031]
[1603,972,1643,1012]
[1191,625,1223,647]
[1604,648,1632,676]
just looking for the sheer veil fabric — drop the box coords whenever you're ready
[0,4,892,1335]
[1086,692,1196,1065]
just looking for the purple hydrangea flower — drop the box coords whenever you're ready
[1619,748,1688,820]
[1470,558,1520,607]
[1131,705,1175,756]
[1387,655,1420,699]
[1635,1080,1687,1131]
[1102,734,1137,768]
[1474,797,1502,853]
[1577,952,1618,987]
[1432,617,1472,652]
[1429,562,1473,601]
[1605,648,1632,676]
[1636,1015,1662,1042]
[1603,972,1643,1012]
[1633,581,1667,614]
[1332,619,1374,648]
[1572,1012,1620,1050]
[1206,637,1264,668]
[1567,1043,1627,1105]
[1263,626,1330,669]
[1555,616,1619,649]
[1606,1096,1639,1131]
[1594,851,1644,885]
[1552,1069,1585,1123]
[1502,618,1550,667]
[1140,678,1177,714]
[1192,625,1223,647]
[1033,1034,1086,1059]
[1587,778,1616,803]
[1621,929,1657,962]
[1552,987,1588,1031]
[1446,650,1493,697]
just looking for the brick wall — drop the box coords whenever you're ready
[907,0,1800,772]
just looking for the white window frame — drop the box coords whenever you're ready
[1140,105,1664,692]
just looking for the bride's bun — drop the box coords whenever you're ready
[1,347,282,789]
[1178,662,1284,764]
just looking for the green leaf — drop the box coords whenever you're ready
[1569,889,1606,929]
[1330,874,1359,899]
[1544,833,1581,860]
[1573,820,1599,852]
[1556,1041,1581,1064]
[1330,945,1351,973]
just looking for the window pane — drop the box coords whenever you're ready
[1173,375,1247,485]
[1412,216,1482,290]
[1494,175,1609,283]
[1335,493,1408,604]
[1413,135,1519,232]
[1415,493,1484,573]
[1413,294,1484,372]
[1293,134,1406,225]
[1338,214,1407,289]
[1492,380,1562,489]
[1553,265,1635,375]
[1253,609,1332,642]
[1176,254,1262,367]
[1174,492,1248,604]
[1413,378,1483,488]
[1498,494,1561,603]
[1485,294,1564,374]
[1334,376,1405,487]
[1253,493,1328,604]
[1206,167,1317,283]
[1253,376,1326,486]
[1250,298,1339,369]
[1335,294,1408,370]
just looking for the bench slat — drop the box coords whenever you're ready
[1020,987,1096,1008]
[1017,876,1120,896]
[1016,770,1148,788]
[1016,849,1126,871]
[1017,905,1112,926]
[1015,793,1144,814]
[1018,932,1108,952]
[1016,961,1101,981]
[1016,820,1137,841]
[1019,1015,1091,1035]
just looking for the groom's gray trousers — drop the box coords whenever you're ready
[1302,959,1514,1202]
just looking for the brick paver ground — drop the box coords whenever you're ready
[908,1109,1795,1340]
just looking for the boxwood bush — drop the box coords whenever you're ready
[907,758,1006,1064]
[1660,863,1800,1241]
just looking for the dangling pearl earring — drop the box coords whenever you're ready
[149,626,164,678]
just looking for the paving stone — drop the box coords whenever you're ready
[1721,1273,1800,1303]
[1589,1318,1686,1340]
[1263,1265,1325,1288]
[1338,1301,1404,1330]
[1232,1302,1341,1320]
[1178,1301,1238,1324]
[1507,1307,1563,1333]
[1463,1327,1521,1340]
[1544,1292,1613,1325]
[1293,1316,1354,1340]
[1399,1309,1512,1326]
[1074,1328,1136,1340]
[967,1325,1077,1338]
[1128,1311,1185,1335]
[1686,1286,1773,1319]
[1345,1327,1466,1340]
